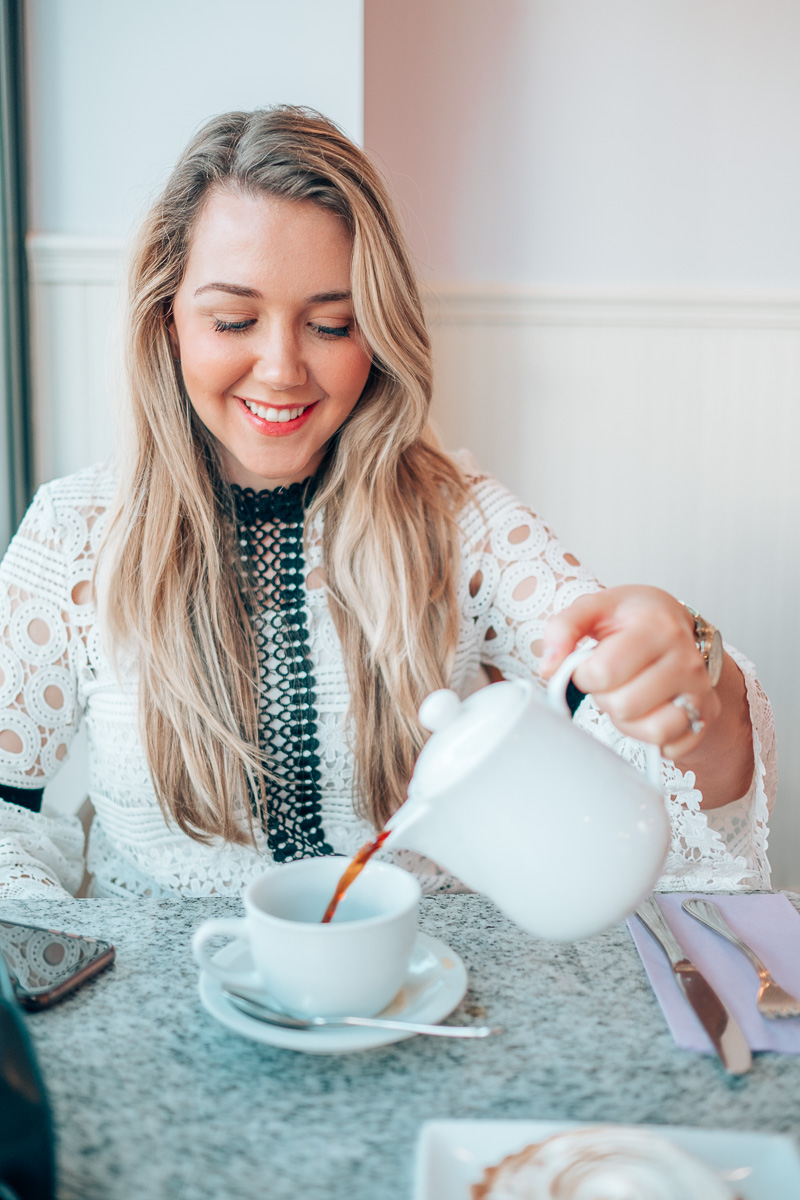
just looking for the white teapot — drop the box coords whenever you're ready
[383,646,670,941]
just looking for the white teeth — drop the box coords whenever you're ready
[243,399,308,422]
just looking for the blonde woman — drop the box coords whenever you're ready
[0,107,774,899]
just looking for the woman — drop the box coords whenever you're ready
[0,107,774,899]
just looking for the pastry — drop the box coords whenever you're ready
[471,1126,737,1199]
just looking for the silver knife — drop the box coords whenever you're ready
[635,897,752,1075]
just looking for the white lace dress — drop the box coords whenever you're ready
[0,460,776,900]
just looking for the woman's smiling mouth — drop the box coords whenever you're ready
[240,397,314,422]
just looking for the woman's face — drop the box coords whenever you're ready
[169,188,373,490]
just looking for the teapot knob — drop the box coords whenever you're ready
[418,689,462,732]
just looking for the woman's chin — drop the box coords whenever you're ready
[219,448,324,492]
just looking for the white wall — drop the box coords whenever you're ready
[26,0,364,237]
[366,0,800,287]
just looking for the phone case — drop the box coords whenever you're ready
[0,920,115,1010]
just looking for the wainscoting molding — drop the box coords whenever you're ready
[27,234,123,488]
[25,235,800,887]
[426,282,800,329]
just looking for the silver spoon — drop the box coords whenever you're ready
[222,986,501,1037]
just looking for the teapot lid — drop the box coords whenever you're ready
[410,680,531,798]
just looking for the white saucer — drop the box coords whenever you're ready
[198,931,468,1054]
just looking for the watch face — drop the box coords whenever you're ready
[707,628,724,686]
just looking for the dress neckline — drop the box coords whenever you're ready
[230,474,321,523]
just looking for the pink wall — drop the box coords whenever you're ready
[365,0,520,282]
[365,0,800,288]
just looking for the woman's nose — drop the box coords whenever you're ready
[251,327,307,390]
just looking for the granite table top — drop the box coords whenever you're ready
[4,892,800,1200]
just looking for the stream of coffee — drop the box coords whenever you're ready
[321,828,392,923]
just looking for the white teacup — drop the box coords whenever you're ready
[192,856,420,1019]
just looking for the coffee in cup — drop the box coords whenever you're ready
[192,856,420,1019]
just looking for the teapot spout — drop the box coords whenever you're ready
[382,789,497,899]
[382,794,431,852]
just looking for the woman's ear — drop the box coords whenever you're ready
[166,315,180,361]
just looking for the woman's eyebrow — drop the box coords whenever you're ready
[192,284,352,304]
[305,290,352,304]
[194,282,261,298]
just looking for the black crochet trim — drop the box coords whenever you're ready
[0,783,43,812]
[232,476,333,863]
[231,474,321,525]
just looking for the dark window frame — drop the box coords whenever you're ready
[1,0,34,552]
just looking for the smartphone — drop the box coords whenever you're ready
[0,919,115,1011]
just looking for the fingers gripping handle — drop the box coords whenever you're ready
[544,642,597,717]
[546,643,664,791]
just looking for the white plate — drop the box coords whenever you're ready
[414,1119,800,1200]
[198,931,467,1054]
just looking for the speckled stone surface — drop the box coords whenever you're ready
[3,893,800,1199]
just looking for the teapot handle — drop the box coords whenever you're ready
[545,643,663,791]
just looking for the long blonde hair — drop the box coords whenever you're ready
[99,106,469,843]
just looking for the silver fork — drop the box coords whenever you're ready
[682,898,800,1019]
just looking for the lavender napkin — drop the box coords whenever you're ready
[627,893,800,1054]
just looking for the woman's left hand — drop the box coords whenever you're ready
[540,585,754,806]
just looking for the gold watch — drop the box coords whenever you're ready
[682,603,723,686]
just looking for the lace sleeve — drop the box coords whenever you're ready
[455,468,599,686]
[0,483,94,895]
[458,470,602,685]
[460,469,775,890]
[0,804,85,898]
[699,645,776,888]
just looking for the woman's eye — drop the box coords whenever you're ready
[213,318,255,334]
[311,323,351,340]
